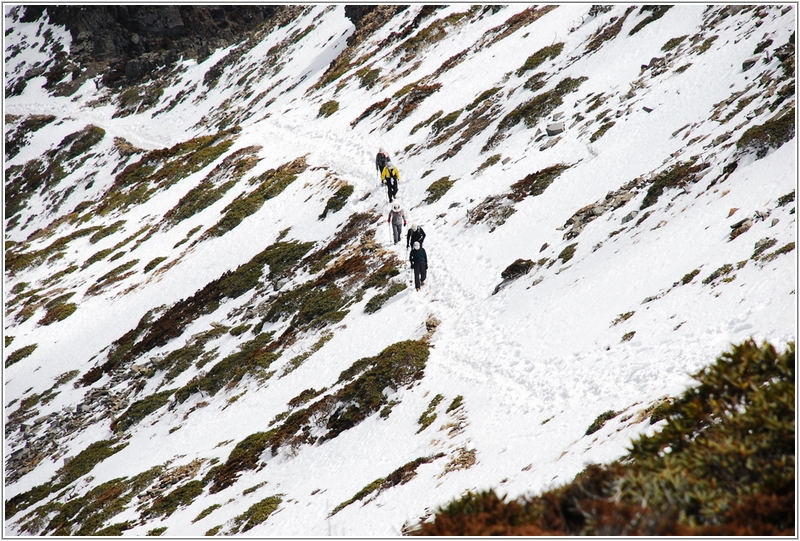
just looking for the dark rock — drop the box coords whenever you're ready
[501,259,535,280]
[23,5,281,87]
[344,5,379,26]
[742,56,760,71]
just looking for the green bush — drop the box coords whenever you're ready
[508,164,571,201]
[111,389,176,433]
[431,110,462,135]
[777,190,795,207]
[680,268,701,284]
[192,503,221,523]
[174,333,278,403]
[319,184,354,219]
[447,395,464,413]
[702,263,734,284]
[143,480,203,518]
[318,100,339,118]
[640,159,710,209]
[144,256,168,273]
[417,394,444,432]
[585,409,619,435]
[611,311,634,326]
[736,107,795,159]
[590,120,615,142]
[364,282,407,313]
[38,301,77,326]
[211,341,430,492]
[476,154,501,173]
[205,156,308,238]
[496,77,587,132]
[424,176,455,204]
[661,34,688,52]
[356,67,380,88]
[414,340,795,536]
[515,42,564,76]
[557,243,577,263]
[234,495,283,532]
[331,454,444,516]
[5,343,37,367]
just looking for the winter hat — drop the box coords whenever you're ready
[392,203,400,211]
[413,242,420,250]
[411,224,418,231]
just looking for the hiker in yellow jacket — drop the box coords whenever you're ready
[381,160,400,202]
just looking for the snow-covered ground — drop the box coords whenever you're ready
[4,4,796,536]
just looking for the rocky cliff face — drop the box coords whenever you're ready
[19,5,280,89]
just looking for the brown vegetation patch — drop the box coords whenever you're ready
[478,6,559,49]
[585,6,636,54]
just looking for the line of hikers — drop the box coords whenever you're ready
[378,148,428,291]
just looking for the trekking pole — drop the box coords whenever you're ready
[406,247,413,287]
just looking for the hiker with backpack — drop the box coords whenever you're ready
[388,203,406,245]
[375,148,390,179]
[406,223,426,250]
[381,160,400,202]
[409,241,428,291]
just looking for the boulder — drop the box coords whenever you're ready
[546,121,565,136]
[540,136,560,151]
[730,218,753,240]
[742,56,760,71]
[621,210,638,223]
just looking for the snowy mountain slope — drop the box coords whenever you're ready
[3,4,796,536]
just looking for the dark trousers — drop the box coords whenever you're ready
[386,179,398,201]
[413,263,427,289]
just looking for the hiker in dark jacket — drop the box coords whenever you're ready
[388,203,406,244]
[381,161,400,202]
[409,241,428,290]
[375,148,390,178]
[406,223,426,249]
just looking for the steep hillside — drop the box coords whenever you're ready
[4,4,795,536]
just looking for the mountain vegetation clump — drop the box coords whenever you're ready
[331,453,446,516]
[5,124,106,230]
[201,155,308,239]
[207,340,430,493]
[410,340,795,536]
[5,114,56,160]
[97,128,240,216]
[162,145,262,227]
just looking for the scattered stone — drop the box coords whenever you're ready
[546,121,565,135]
[742,56,760,71]
[540,136,561,151]
[730,218,753,240]
[621,210,638,224]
